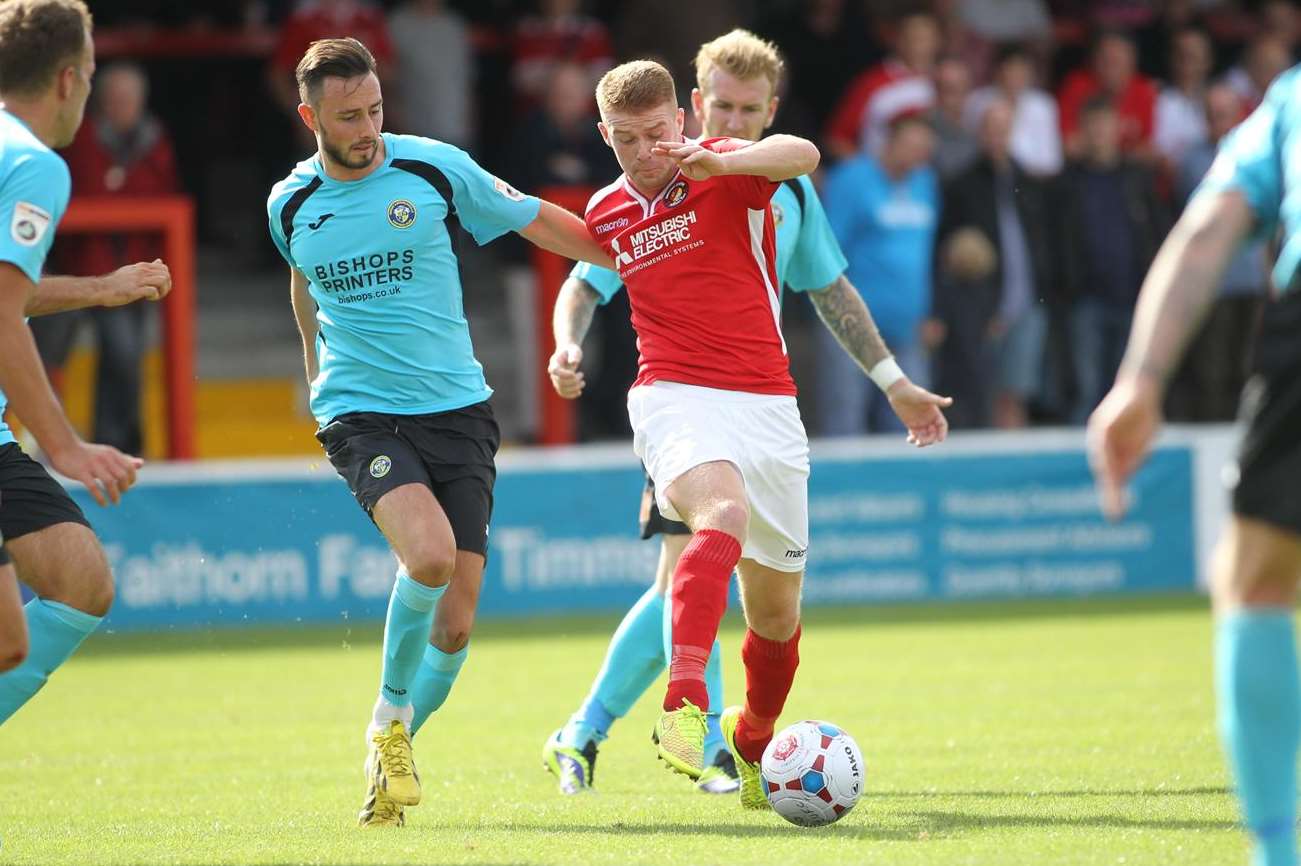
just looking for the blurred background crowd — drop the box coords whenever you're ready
[32,0,1300,456]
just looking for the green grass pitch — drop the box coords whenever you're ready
[0,595,1250,865]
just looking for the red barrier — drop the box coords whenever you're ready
[60,196,197,460]
[531,186,595,446]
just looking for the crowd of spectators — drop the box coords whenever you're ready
[66,0,1301,442]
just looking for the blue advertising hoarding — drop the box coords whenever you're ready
[63,439,1197,631]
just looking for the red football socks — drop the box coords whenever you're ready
[664,529,741,711]
[735,624,802,764]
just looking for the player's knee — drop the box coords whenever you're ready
[699,498,749,539]
[1212,518,1301,609]
[405,549,456,588]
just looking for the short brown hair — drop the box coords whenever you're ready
[0,0,91,98]
[695,29,784,96]
[596,60,676,118]
[295,37,377,105]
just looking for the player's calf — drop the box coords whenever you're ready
[0,560,27,672]
[10,524,116,617]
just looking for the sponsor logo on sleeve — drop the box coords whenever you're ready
[493,177,526,202]
[10,201,51,247]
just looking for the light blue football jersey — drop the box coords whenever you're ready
[570,174,847,305]
[1194,65,1301,293]
[268,133,540,424]
[0,110,71,447]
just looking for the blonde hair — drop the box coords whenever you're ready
[694,29,784,96]
[943,227,998,281]
[596,60,676,118]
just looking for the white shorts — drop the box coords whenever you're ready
[627,382,810,572]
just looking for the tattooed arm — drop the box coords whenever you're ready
[808,275,952,446]
[807,274,892,374]
[547,277,603,399]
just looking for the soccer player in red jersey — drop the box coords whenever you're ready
[558,59,950,809]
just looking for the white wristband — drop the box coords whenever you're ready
[868,356,906,393]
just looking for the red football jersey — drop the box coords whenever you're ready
[585,137,794,396]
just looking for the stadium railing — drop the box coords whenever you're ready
[60,195,197,460]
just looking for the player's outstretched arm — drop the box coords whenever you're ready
[810,275,952,447]
[288,267,319,385]
[653,135,820,182]
[518,200,616,270]
[26,260,172,316]
[1087,190,1252,519]
[0,263,140,505]
[548,277,601,400]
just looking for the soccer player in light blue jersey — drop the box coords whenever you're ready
[542,29,949,796]
[1090,67,1301,866]
[0,0,172,726]
[266,38,614,828]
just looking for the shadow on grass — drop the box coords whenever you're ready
[870,785,1230,799]
[905,809,1237,834]
[451,802,1237,841]
[81,592,1208,659]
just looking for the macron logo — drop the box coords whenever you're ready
[595,216,630,235]
[611,236,634,269]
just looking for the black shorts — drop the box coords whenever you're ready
[0,442,90,548]
[638,470,689,539]
[316,401,500,556]
[1231,290,1301,534]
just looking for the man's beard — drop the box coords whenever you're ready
[323,136,377,170]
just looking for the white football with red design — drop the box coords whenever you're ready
[760,720,864,827]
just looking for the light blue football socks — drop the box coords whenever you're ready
[560,586,666,748]
[0,598,101,725]
[410,642,468,735]
[1216,610,1300,866]
[378,571,446,711]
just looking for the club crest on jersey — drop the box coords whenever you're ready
[663,180,689,208]
[387,199,417,228]
[369,455,392,478]
[771,202,785,228]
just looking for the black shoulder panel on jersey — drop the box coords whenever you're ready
[281,175,323,252]
[781,177,806,213]
[391,158,462,239]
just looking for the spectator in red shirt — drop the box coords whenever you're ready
[266,0,395,133]
[1058,30,1158,159]
[824,11,940,159]
[512,0,613,114]
[34,63,181,455]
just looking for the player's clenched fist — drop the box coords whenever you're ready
[49,440,144,507]
[652,141,727,181]
[548,343,586,399]
[101,259,173,306]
